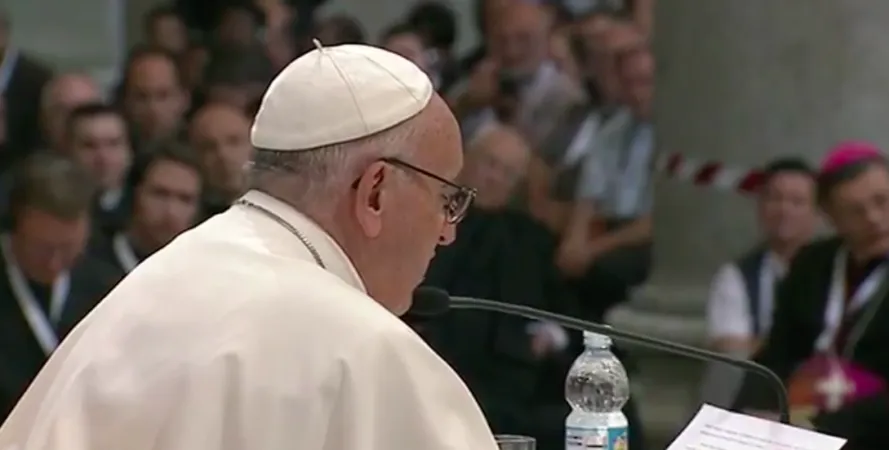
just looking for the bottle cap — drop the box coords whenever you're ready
[583,331,612,347]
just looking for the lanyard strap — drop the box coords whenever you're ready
[0,234,70,355]
[112,233,139,273]
[815,250,889,353]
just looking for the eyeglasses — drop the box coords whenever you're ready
[380,157,476,224]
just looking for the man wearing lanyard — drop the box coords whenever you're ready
[88,144,202,277]
[0,153,119,420]
[734,142,889,449]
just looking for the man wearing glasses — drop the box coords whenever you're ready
[0,42,497,450]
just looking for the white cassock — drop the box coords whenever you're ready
[0,190,499,450]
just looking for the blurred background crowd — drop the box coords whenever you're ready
[2,0,885,448]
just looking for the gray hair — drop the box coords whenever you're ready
[250,121,419,210]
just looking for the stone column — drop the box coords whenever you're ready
[8,0,128,89]
[632,0,889,330]
[608,1,889,440]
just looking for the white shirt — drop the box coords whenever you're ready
[706,251,787,341]
[0,190,498,450]
[701,251,786,407]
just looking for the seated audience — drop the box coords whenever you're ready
[0,153,119,420]
[450,1,584,148]
[734,142,889,450]
[63,103,133,231]
[187,102,252,218]
[556,32,654,323]
[702,159,817,407]
[526,15,635,234]
[39,73,102,153]
[89,144,202,277]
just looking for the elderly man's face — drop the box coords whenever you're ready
[460,129,529,210]
[350,96,462,315]
[125,55,188,142]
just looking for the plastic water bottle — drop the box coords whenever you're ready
[565,331,630,450]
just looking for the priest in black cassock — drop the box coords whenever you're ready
[421,124,645,450]
[0,153,120,420]
[89,144,202,278]
[734,142,889,449]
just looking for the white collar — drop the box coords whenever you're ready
[239,190,367,293]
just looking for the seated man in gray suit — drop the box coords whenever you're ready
[448,1,584,150]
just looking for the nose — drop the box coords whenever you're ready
[439,222,457,246]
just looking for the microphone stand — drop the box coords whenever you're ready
[448,296,791,425]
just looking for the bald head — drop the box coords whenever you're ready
[461,123,530,209]
[491,1,550,75]
[189,103,253,197]
[40,74,102,151]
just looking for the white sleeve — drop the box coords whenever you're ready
[326,324,499,450]
[706,263,753,340]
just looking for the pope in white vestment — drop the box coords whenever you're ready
[0,43,498,450]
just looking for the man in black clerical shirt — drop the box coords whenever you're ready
[89,144,202,278]
[0,153,120,420]
[734,142,889,450]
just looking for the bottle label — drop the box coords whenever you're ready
[565,426,628,450]
[608,426,628,450]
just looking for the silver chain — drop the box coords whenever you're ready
[234,199,327,269]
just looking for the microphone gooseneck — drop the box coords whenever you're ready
[415,287,790,425]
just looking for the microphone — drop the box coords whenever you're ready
[412,287,791,425]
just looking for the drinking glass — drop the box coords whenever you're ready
[494,434,536,450]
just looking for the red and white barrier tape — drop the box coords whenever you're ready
[655,152,765,194]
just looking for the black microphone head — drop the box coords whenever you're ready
[404,286,451,320]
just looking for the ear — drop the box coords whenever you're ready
[352,161,390,238]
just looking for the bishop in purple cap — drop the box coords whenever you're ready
[733,141,889,450]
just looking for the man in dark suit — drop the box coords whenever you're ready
[0,9,53,164]
[734,142,889,450]
[0,153,120,420]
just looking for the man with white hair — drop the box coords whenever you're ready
[0,42,497,450]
